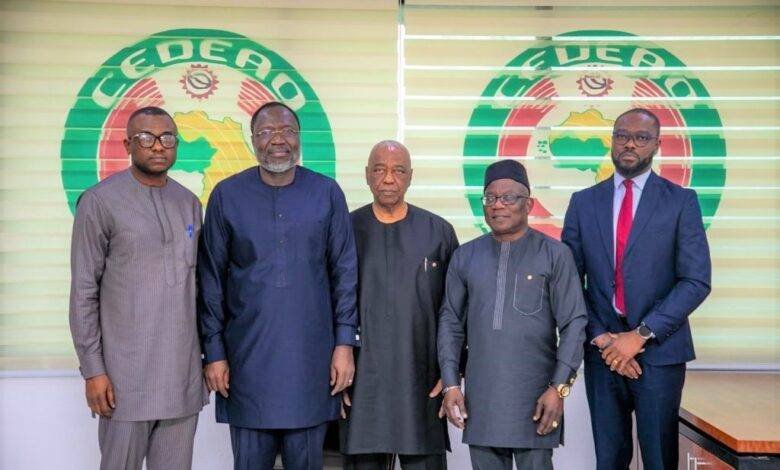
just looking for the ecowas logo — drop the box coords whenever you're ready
[463,30,727,236]
[61,29,334,213]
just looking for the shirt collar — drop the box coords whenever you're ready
[613,168,652,192]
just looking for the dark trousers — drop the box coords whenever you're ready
[585,352,686,470]
[229,422,329,470]
[468,446,553,470]
[343,452,447,470]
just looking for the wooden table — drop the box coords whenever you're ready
[678,371,780,469]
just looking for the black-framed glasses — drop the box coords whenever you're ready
[131,132,178,149]
[612,131,657,148]
[482,194,529,207]
[253,127,299,140]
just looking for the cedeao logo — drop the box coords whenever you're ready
[463,30,727,236]
[61,28,335,213]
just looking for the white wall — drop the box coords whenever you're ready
[0,375,595,469]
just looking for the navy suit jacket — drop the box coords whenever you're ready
[562,171,711,366]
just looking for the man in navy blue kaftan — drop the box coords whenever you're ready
[198,102,359,470]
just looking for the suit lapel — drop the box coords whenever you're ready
[625,171,661,259]
[595,178,615,271]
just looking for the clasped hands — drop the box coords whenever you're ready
[593,331,647,379]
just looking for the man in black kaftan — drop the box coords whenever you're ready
[340,141,458,470]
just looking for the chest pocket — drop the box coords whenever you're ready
[172,221,197,269]
[161,221,195,287]
[415,257,445,308]
[513,273,544,316]
[182,224,198,268]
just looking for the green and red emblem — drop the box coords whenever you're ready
[463,30,727,236]
[61,28,335,213]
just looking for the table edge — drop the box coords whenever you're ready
[679,407,780,454]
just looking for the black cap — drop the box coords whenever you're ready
[483,159,530,193]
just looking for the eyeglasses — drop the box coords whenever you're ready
[254,128,299,140]
[481,194,529,207]
[612,131,657,148]
[130,132,178,149]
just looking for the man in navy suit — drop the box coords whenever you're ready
[562,108,711,470]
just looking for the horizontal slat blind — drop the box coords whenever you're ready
[0,1,776,372]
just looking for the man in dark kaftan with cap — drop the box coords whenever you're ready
[438,160,587,470]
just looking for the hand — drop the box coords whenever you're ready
[428,379,443,398]
[533,387,563,435]
[442,388,468,429]
[340,389,352,419]
[592,332,614,350]
[602,331,646,373]
[330,345,355,395]
[85,374,115,418]
[429,379,445,419]
[204,360,230,398]
[616,358,643,379]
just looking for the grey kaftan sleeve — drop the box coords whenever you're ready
[549,245,588,385]
[437,248,467,388]
[69,190,110,379]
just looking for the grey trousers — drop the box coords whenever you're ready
[469,446,553,470]
[98,413,199,470]
[343,452,447,470]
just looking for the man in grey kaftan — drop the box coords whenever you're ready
[69,107,208,470]
[437,160,587,470]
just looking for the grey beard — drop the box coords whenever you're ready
[260,155,297,173]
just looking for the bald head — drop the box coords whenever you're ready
[366,140,413,210]
[368,140,411,168]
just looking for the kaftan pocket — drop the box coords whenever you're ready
[512,273,544,315]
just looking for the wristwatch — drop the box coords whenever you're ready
[552,383,571,399]
[636,322,655,340]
